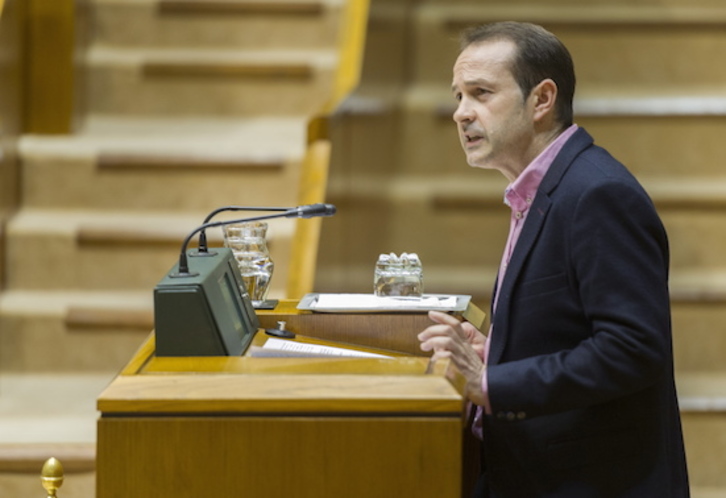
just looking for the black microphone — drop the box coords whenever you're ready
[196,203,337,254]
[174,204,337,277]
[286,203,337,219]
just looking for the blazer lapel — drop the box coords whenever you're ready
[488,128,594,365]
[489,195,552,364]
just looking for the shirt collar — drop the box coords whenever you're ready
[504,124,579,212]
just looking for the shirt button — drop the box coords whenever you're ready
[515,211,523,219]
[517,412,527,420]
[506,412,516,421]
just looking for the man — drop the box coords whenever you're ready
[418,22,689,497]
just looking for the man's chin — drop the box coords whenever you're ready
[466,157,491,169]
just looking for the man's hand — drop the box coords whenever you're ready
[418,311,487,406]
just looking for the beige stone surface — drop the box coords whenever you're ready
[0,472,94,498]
[90,0,344,49]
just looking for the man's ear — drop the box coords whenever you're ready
[531,79,558,122]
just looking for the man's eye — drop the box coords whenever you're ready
[475,88,490,97]
[454,93,462,102]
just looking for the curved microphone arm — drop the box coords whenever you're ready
[175,203,336,277]
[197,206,289,254]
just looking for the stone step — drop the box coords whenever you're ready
[83,46,336,117]
[88,0,344,49]
[693,489,726,498]
[0,373,103,497]
[423,0,722,6]
[0,290,152,372]
[19,116,307,211]
[0,374,111,442]
[0,444,95,473]
[0,442,95,498]
[322,172,726,272]
[679,373,726,489]
[4,208,295,294]
[412,4,726,88]
[353,2,413,88]
[398,85,726,177]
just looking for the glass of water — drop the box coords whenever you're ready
[223,222,274,302]
[374,252,423,297]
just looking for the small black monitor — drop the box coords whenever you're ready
[154,247,259,356]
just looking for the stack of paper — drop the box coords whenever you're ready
[297,293,468,312]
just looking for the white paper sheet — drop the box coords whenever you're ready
[252,338,392,359]
[302,293,460,312]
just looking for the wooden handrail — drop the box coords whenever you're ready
[320,0,370,116]
[287,139,332,298]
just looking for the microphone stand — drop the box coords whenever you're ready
[196,206,290,256]
[172,203,336,310]
[173,210,300,278]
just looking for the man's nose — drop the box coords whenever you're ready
[453,99,474,124]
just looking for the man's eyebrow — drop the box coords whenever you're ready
[451,79,492,93]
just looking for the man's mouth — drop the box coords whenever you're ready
[464,133,484,146]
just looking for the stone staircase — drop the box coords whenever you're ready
[0,0,362,495]
[317,0,726,496]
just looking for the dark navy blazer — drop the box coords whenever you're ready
[482,128,689,497]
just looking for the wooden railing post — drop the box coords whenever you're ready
[24,0,75,133]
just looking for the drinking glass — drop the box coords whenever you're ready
[223,222,274,302]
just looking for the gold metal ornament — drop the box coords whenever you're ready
[40,457,64,497]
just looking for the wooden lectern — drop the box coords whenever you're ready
[96,301,485,498]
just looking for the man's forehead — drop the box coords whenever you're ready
[455,40,515,70]
[452,40,517,88]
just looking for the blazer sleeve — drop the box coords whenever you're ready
[486,176,672,419]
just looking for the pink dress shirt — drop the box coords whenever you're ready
[472,124,579,439]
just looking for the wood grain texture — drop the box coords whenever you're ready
[97,371,464,415]
[97,416,462,498]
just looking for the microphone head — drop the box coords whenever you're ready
[319,203,337,216]
[288,203,337,219]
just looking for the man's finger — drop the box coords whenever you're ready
[428,310,461,326]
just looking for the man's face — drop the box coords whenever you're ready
[452,40,536,180]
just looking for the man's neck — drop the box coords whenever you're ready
[507,125,567,182]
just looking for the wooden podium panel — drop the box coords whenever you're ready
[98,416,462,497]
[97,304,480,498]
